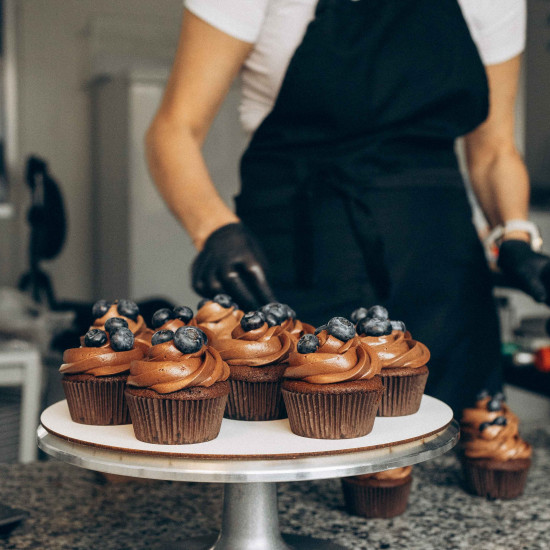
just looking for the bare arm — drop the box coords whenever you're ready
[464,55,530,243]
[145,10,253,250]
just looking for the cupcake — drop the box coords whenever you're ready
[354,306,429,416]
[125,326,230,444]
[194,294,243,346]
[215,311,292,420]
[88,299,153,353]
[260,302,315,346]
[460,391,531,499]
[342,466,413,518]
[282,317,383,439]
[60,327,143,425]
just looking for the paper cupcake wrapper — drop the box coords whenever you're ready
[377,370,428,417]
[225,379,285,421]
[282,388,382,439]
[126,392,228,445]
[341,477,412,518]
[62,377,130,425]
[463,460,530,499]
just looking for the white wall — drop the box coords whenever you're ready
[2,0,183,301]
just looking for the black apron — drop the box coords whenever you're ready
[236,0,501,412]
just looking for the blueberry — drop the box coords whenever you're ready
[390,320,406,332]
[350,307,369,324]
[327,317,356,341]
[84,328,108,347]
[366,305,389,321]
[117,299,139,321]
[357,317,392,337]
[230,302,240,310]
[197,298,209,309]
[173,306,193,324]
[241,311,266,331]
[476,389,490,401]
[265,313,279,327]
[174,326,205,354]
[104,317,129,334]
[110,327,134,352]
[151,329,174,346]
[493,391,506,402]
[151,308,174,329]
[479,421,491,432]
[486,399,502,412]
[198,329,208,346]
[314,324,328,335]
[297,334,320,354]
[261,303,289,324]
[492,416,507,426]
[92,300,111,319]
[213,294,233,308]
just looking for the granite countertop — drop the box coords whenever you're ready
[1,423,550,550]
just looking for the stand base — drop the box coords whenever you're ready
[158,534,346,550]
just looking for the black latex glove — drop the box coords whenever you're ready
[191,222,277,311]
[498,239,550,304]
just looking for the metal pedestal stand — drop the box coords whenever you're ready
[38,397,458,550]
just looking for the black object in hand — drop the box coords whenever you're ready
[498,240,550,304]
[191,223,276,311]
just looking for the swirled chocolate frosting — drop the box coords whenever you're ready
[194,301,243,342]
[355,466,412,481]
[215,323,292,367]
[284,330,382,384]
[359,331,430,369]
[127,341,230,394]
[460,399,531,461]
[281,318,315,342]
[60,342,143,377]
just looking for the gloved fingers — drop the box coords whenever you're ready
[191,251,209,297]
[191,253,223,298]
[221,269,261,311]
[244,263,277,307]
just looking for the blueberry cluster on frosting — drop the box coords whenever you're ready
[84,323,134,353]
[150,326,208,351]
[198,293,239,310]
[351,305,406,337]
[151,306,194,329]
[92,299,139,322]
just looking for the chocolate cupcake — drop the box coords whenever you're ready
[194,294,243,346]
[215,310,292,420]
[88,299,154,353]
[125,326,230,444]
[282,317,383,439]
[342,466,413,518]
[355,306,429,416]
[460,391,531,499]
[60,327,143,425]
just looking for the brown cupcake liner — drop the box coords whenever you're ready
[341,476,412,518]
[125,391,228,444]
[282,387,382,439]
[62,376,130,425]
[377,370,428,417]
[225,379,286,421]
[462,459,530,499]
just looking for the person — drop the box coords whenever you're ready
[145,0,550,412]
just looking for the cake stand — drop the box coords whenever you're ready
[38,396,458,550]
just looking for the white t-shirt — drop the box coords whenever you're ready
[184,0,526,134]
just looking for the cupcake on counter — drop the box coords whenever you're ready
[282,317,383,439]
[215,310,292,420]
[88,299,153,353]
[126,326,230,444]
[353,306,429,416]
[194,294,243,346]
[60,326,143,425]
[460,391,531,499]
[342,466,413,518]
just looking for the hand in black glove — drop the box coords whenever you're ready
[191,222,277,311]
[498,239,550,304]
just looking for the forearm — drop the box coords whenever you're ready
[146,116,239,250]
[466,145,530,241]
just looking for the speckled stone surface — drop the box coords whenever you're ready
[1,423,549,550]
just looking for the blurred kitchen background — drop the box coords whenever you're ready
[0,0,550,463]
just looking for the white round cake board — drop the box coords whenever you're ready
[40,395,453,459]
